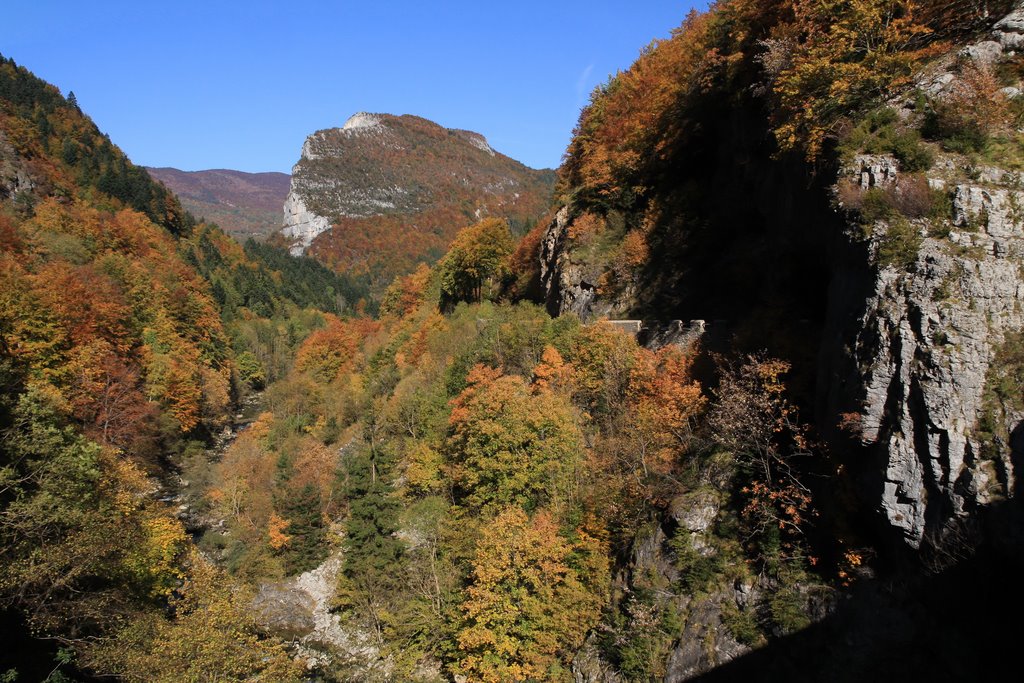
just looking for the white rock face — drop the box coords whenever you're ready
[279,112,540,258]
[293,553,367,653]
[995,8,1024,49]
[961,40,1004,66]
[280,116,413,255]
[463,131,495,156]
[833,20,1024,549]
[848,155,1024,548]
[856,154,900,189]
[281,185,332,256]
[253,550,386,673]
[342,111,382,132]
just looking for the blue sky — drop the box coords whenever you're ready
[1,2,701,173]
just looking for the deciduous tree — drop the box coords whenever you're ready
[447,365,583,515]
[438,218,513,307]
[455,507,606,683]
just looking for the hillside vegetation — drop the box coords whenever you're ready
[3,1,1024,681]
[0,53,368,681]
[545,0,1018,311]
[145,167,291,242]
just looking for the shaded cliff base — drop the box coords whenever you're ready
[692,495,1024,682]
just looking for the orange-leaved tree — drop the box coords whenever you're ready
[623,345,707,501]
[294,315,377,383]
[708,355,814,541]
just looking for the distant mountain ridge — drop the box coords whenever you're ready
[282,112,556,289]
[145,167,290,241]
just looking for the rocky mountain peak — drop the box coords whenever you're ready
[280,112,554,286]
[341,111,383,132]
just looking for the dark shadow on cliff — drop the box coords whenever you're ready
[625,84,847,412]
[688,494,1024,683]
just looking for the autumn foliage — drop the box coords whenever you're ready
[438,217,514,307]
[299,113,555,291]
[447,364,583,514]
[295,314,378,383]
[709,356,815,544]
[456,507,607,682]
[5,0,953,670]
[1,196,232,441]
[0,55,308,680]
[771,0,942,158]
[562,0,966,207]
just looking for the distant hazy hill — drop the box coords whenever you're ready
[146,167,290,241]
[283,112,556,289]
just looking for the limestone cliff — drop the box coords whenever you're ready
[828,157,1024,548]
[542,11,1024,555]
[281,182,332,256]
[823,17,1024,549]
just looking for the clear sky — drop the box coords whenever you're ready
[1,2,702,173]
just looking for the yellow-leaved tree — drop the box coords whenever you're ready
[446,365,583,515]
[772,0,939,158]
[454,507,607,683]
[438,217,513,307]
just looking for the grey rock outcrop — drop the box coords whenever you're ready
[994,7,1024,49]
[837,153,1024,548]
[281,187,332,256]
[671,489,720,555]
[827,19,1024,549]
[280,112,555,266]
[663,595,750,682]
[540,206,626,320]
[572,636,624,683]
[252,582,316,640]
[253,552,383,671]
[961,40,1004,66]
[542,207,595,318]
[855,154,899,189]
[0,130,35,199]
[282,112,407,255]
[566,487,759,682]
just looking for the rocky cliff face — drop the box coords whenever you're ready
[541,12,1024,557]
[0,130,35,200]
[541,207,609,320]
[830,159,1024,549]
[284,112,428,242]
[821,18,1024,550]
[281,112,555,281]
[281,184,332,256]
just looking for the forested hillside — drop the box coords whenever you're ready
[0,53,363,681]
[3,1,1024,681]
[145,167,290,242]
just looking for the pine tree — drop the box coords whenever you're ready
[280,483,327,574]
[342,450,402,576]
